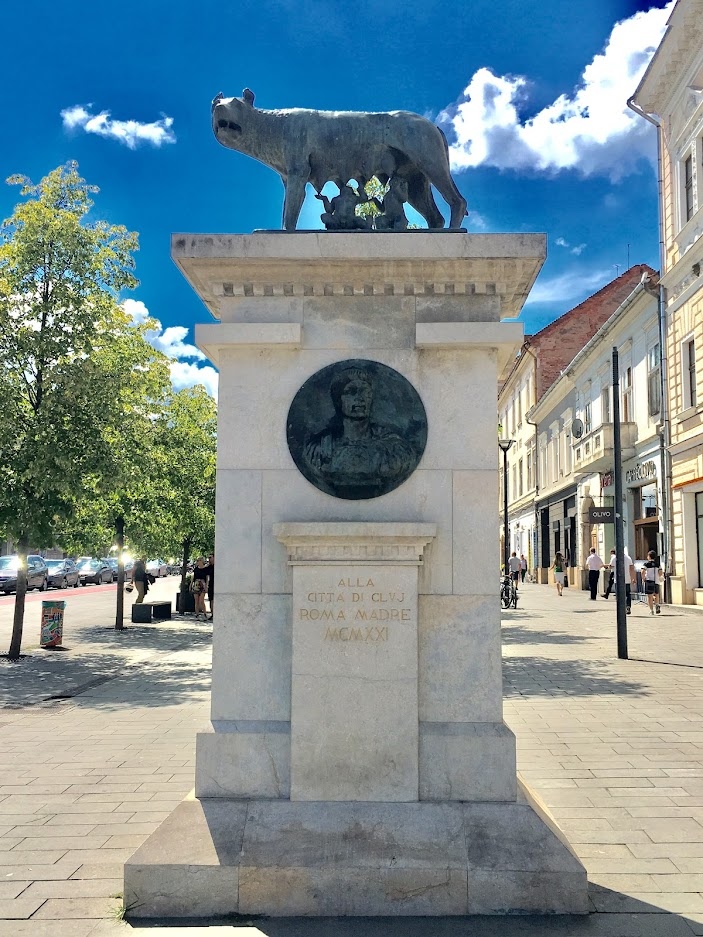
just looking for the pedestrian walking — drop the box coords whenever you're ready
[643,549,662,615]
[191,557,210,622]
[550,552,566,596]
[519,554,527,583]
[131,557,149,605]
[585,547,604,600]
[609,548,636,613]
[204,552,215,621]
[602,548,616,598]
[508,552,521,587]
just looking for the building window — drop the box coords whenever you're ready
[635,482,658,520]
[647,343,661,415]
[512,464,517,501]
[518,458,524,497]
[527,450,533,491]
[540,446,548,490]
[517,390,522,427]
[697,492,703,588]
[685,338,697,408]
[685,154,694,223]
[584,401,592,435]
[622,367,632,422]
[601,385,611,424]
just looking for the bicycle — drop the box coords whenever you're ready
[500,575,518,609]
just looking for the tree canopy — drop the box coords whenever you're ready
[0,162,212,657]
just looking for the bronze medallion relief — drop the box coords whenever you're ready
[287,359,427,500]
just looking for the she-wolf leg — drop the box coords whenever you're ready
[405,172,445,229]
[424,160,468,229]
[282,171,309,231]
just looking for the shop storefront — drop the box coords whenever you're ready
[624,455,663,561]
[536,485,578,583]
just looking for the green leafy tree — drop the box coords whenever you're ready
[149,386,217,601]
[0,162,169,656]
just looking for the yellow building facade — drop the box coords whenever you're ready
[632,0,703,604]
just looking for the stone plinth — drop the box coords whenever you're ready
[275,522,435,802]
[124,232,587,918]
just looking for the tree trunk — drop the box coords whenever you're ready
[115,516,125,630]
[179,536,192,610]
[8,535,30,660]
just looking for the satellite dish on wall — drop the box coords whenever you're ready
[572,418,584,439]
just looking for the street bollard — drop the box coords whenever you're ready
[40,600,66,648]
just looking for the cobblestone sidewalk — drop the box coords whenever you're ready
[0,584,701,935]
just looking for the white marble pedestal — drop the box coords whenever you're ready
[124,232,587,917]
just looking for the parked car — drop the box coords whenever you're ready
[105,557,134,578]
[146,559,169,578]
[77,558,114,585]
[46,558,81,589]
[0,555,49,594]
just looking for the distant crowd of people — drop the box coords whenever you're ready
[504,546,663,614]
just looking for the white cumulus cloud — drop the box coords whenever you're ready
[123,299,217,398]
[524,267,614,306]
[439,1,673,180]
[555,237,587,256]
[61,105,176,149]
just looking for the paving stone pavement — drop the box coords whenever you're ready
[0,583,702,935]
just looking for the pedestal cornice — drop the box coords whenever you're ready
[274,521,437,565]
[173,232,546,321]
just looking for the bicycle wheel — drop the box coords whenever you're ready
[500,587,511,609]
[511,589,518,609]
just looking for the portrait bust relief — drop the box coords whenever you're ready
[287,360,428,500]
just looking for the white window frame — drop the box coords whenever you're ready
[682,334,697,410]
[647,340,661,416]
[601,385,611,424]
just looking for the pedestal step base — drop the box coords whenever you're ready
[124,781,587,918]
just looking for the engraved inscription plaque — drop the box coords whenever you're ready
[287,359,427,500]
[290,564,420,802]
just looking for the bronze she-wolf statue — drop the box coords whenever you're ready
[212,89,468,231]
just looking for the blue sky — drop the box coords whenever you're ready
[0,0,673,395]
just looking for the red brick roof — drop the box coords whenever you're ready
[502,264,658,402]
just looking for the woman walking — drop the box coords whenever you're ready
[642,550,662,615]
[191,557,210,622]
[550,551,566,596]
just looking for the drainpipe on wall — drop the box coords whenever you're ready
[627,96,673,603]
[523,344,541,580]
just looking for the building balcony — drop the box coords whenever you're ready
[573,422,637,473]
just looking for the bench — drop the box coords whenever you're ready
[131,601,172,623]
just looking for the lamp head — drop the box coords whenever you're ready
[498,438,516,453]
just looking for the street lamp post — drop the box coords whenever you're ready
[499,438,516,573]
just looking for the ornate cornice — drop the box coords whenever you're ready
[273,522,437,566]
[633,0,703,116]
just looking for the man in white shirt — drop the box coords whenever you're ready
[585,548,604,601]
[611,549,637,614]
[508,552,521,586]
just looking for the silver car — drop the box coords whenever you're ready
[0,555,49,593]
